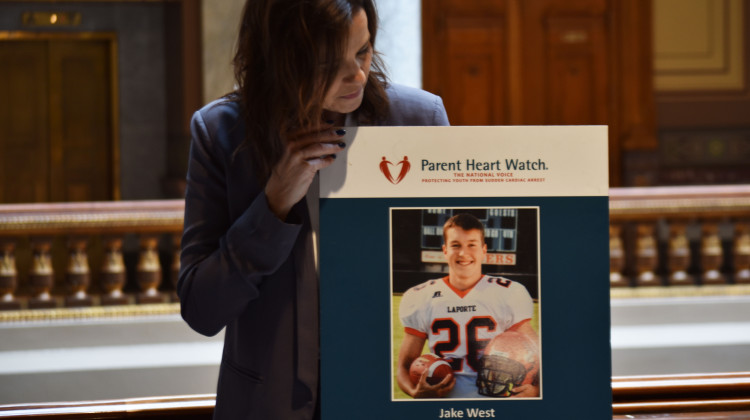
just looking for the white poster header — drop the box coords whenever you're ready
[320,126,608,198]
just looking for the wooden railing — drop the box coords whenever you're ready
[0,394,215,419]
[612,372,750,416]
[1,184,749,313]
[0,200,183,311]
[609,185,750,291]
[0,373,748,418]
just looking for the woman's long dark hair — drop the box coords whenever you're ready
[232,0,390,183]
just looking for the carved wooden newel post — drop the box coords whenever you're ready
[735,222,750,284]
[700,223,725,285]
[29,239,56,309]
[137,236,164,304]
[65,237,92,307]
[171,234,180,302]
[610,225,627,287]
[667,223,692,286]
[0,241,21,310]
[635,224,659,286]
[101,237,129,305]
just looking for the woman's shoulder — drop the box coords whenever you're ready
[194,97,243,129]
[383,83,449,126]
[385,83,438,103]
[191,97,245,149]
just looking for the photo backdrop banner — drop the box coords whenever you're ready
[319,126,611,419]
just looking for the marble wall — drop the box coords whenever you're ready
[0,1,168,200]
[373,0,422,89]
[201,0,245,104]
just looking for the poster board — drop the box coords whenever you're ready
[319,126,611,419]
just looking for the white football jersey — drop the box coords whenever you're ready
[399,275,534,398]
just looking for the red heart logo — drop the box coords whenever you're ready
[379,156,411,184]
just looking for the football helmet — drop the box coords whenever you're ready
[476,330,539,397]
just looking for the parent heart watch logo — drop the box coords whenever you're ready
[379,156,411,184]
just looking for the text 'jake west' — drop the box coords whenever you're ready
[439,408,496,418]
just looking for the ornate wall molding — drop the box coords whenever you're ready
[654,0,746,91]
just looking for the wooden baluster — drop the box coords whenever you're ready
[700,222,725,285]
[171,234,180,302]
[64,237,93,307]
[635,223,660,287]
[137,236,164,304]
[101,237,129,305]
[28,239,56,309]
[734,222,750,284]
[667,223,693,286]
[609,225,627,287]
[0,240,21,310]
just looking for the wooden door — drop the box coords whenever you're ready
[0,41,50,203]
[0,37,115,203]
[423,0,611,124]
[422,0,657,186]
[423,0,516,125]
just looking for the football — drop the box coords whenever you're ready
[409,353,453,386]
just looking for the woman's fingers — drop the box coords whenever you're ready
[304,152,338,171]
[281,126,346,163]
[264,127,346,220]
[287,126,346,151]
[302,141,346,162]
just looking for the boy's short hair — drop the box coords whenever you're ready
[443,213,486,243]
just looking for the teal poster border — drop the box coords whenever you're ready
[319,196,611,419]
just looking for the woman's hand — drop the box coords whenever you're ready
[265,125,346,221]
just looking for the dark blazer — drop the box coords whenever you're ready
[178,83,449,420]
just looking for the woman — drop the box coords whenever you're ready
[177,0,449,418]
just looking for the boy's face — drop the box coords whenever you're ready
[443,227,487,282]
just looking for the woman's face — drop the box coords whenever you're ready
[322,8,372,115]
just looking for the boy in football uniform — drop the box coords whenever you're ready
[396,213,539,398]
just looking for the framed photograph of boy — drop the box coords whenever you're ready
[391,207,541,401]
